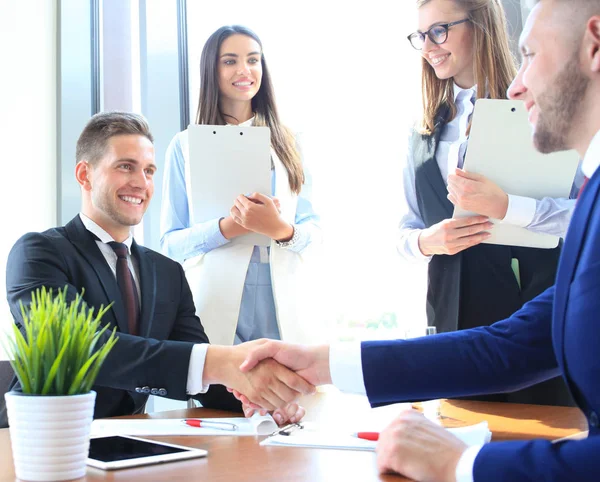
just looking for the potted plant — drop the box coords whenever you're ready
[2,287,118,481]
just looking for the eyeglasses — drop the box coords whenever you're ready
[407,19,470,50]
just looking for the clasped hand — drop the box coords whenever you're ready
[227,341,470,481]
[230,193,293,241]
[227,340,330,425]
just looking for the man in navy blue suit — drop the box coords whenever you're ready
[236,1,600,480]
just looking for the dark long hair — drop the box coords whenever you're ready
[195,25,304,193]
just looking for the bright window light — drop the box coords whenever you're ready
[186,1,428,341]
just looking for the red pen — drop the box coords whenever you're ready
[353,432,380,441]
[184,419,238,431]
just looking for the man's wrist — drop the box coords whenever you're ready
[204,345,236,386]
[312,345,333,385]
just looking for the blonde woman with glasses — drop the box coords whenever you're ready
[397,0,581,405]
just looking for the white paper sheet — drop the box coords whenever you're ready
[91,414,277,437]
[260,421,492,451]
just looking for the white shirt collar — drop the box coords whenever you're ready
[453,83,477,102]
[79,213,134,253]
[227,116,255,127]
[582,130,600,179]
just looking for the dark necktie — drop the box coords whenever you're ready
[578,176,590,200]
[108,242,139,336]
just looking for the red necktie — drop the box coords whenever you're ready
[109,242,140,336]
[578,176,590,200]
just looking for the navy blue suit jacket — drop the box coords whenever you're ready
[3,216,240,424]
[361,169,600,480]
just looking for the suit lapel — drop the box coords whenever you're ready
[553,170,600,368]
[132,241,156,338]
[64,216,129,334]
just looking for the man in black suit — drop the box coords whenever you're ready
[2,112,312,427]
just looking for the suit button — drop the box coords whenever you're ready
[590,411,599,428]
[142,386,151,394]
[158,388,167,396]
[150,388,159,395]
[135,387,143,393]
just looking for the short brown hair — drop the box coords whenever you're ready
[75,111,154,165]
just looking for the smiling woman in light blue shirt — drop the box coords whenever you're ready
[160,25,321,351]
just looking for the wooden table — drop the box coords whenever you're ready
[0,390,587,481]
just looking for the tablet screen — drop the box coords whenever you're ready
[89,435,188,462]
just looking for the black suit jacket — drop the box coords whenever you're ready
[1,215,240,427]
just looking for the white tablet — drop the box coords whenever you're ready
[87,435,207,470]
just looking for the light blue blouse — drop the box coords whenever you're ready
[159,131,321,344]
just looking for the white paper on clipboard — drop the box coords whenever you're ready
[187,124,272,247]
[453,99,579,248]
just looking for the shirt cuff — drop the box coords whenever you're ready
[501,195,536,227]
[455,445,483,482]
[329,342,366,395]
[195,218,229,251]
[186,343,210,395]
[407,230,432,261]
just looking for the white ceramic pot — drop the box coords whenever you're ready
[4,390,96,481]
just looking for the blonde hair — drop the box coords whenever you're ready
[417,0,517,134]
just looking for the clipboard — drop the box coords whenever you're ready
[187,124,272,247]
[453,99,579,249]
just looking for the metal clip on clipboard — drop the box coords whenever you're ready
[269,422,304,437]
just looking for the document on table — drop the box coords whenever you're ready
[91,414,277,437]
[261,401,491,451]
[261,421,491,451]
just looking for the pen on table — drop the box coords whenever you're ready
[352,432,379,441]
[184,419,238,431]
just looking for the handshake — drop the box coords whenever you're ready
[204,339,331,423]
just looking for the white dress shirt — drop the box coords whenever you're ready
[581,129,600,179]
[79,214,209,395]
[397,84,580,261]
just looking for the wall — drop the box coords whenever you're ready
[0,0,58,359]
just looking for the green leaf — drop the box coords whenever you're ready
[7,286,118,395]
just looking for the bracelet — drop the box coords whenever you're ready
[275,226,298,248]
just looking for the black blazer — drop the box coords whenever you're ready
[2,215,240,426]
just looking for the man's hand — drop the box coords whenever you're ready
[418,216,493,256]
[239,340,332,387]
[447,168,509,220]
[204,343,316,411]
[377,410,467,482]
[242,402,306,425]
[228,340,328,409]
[230,193,293,241]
